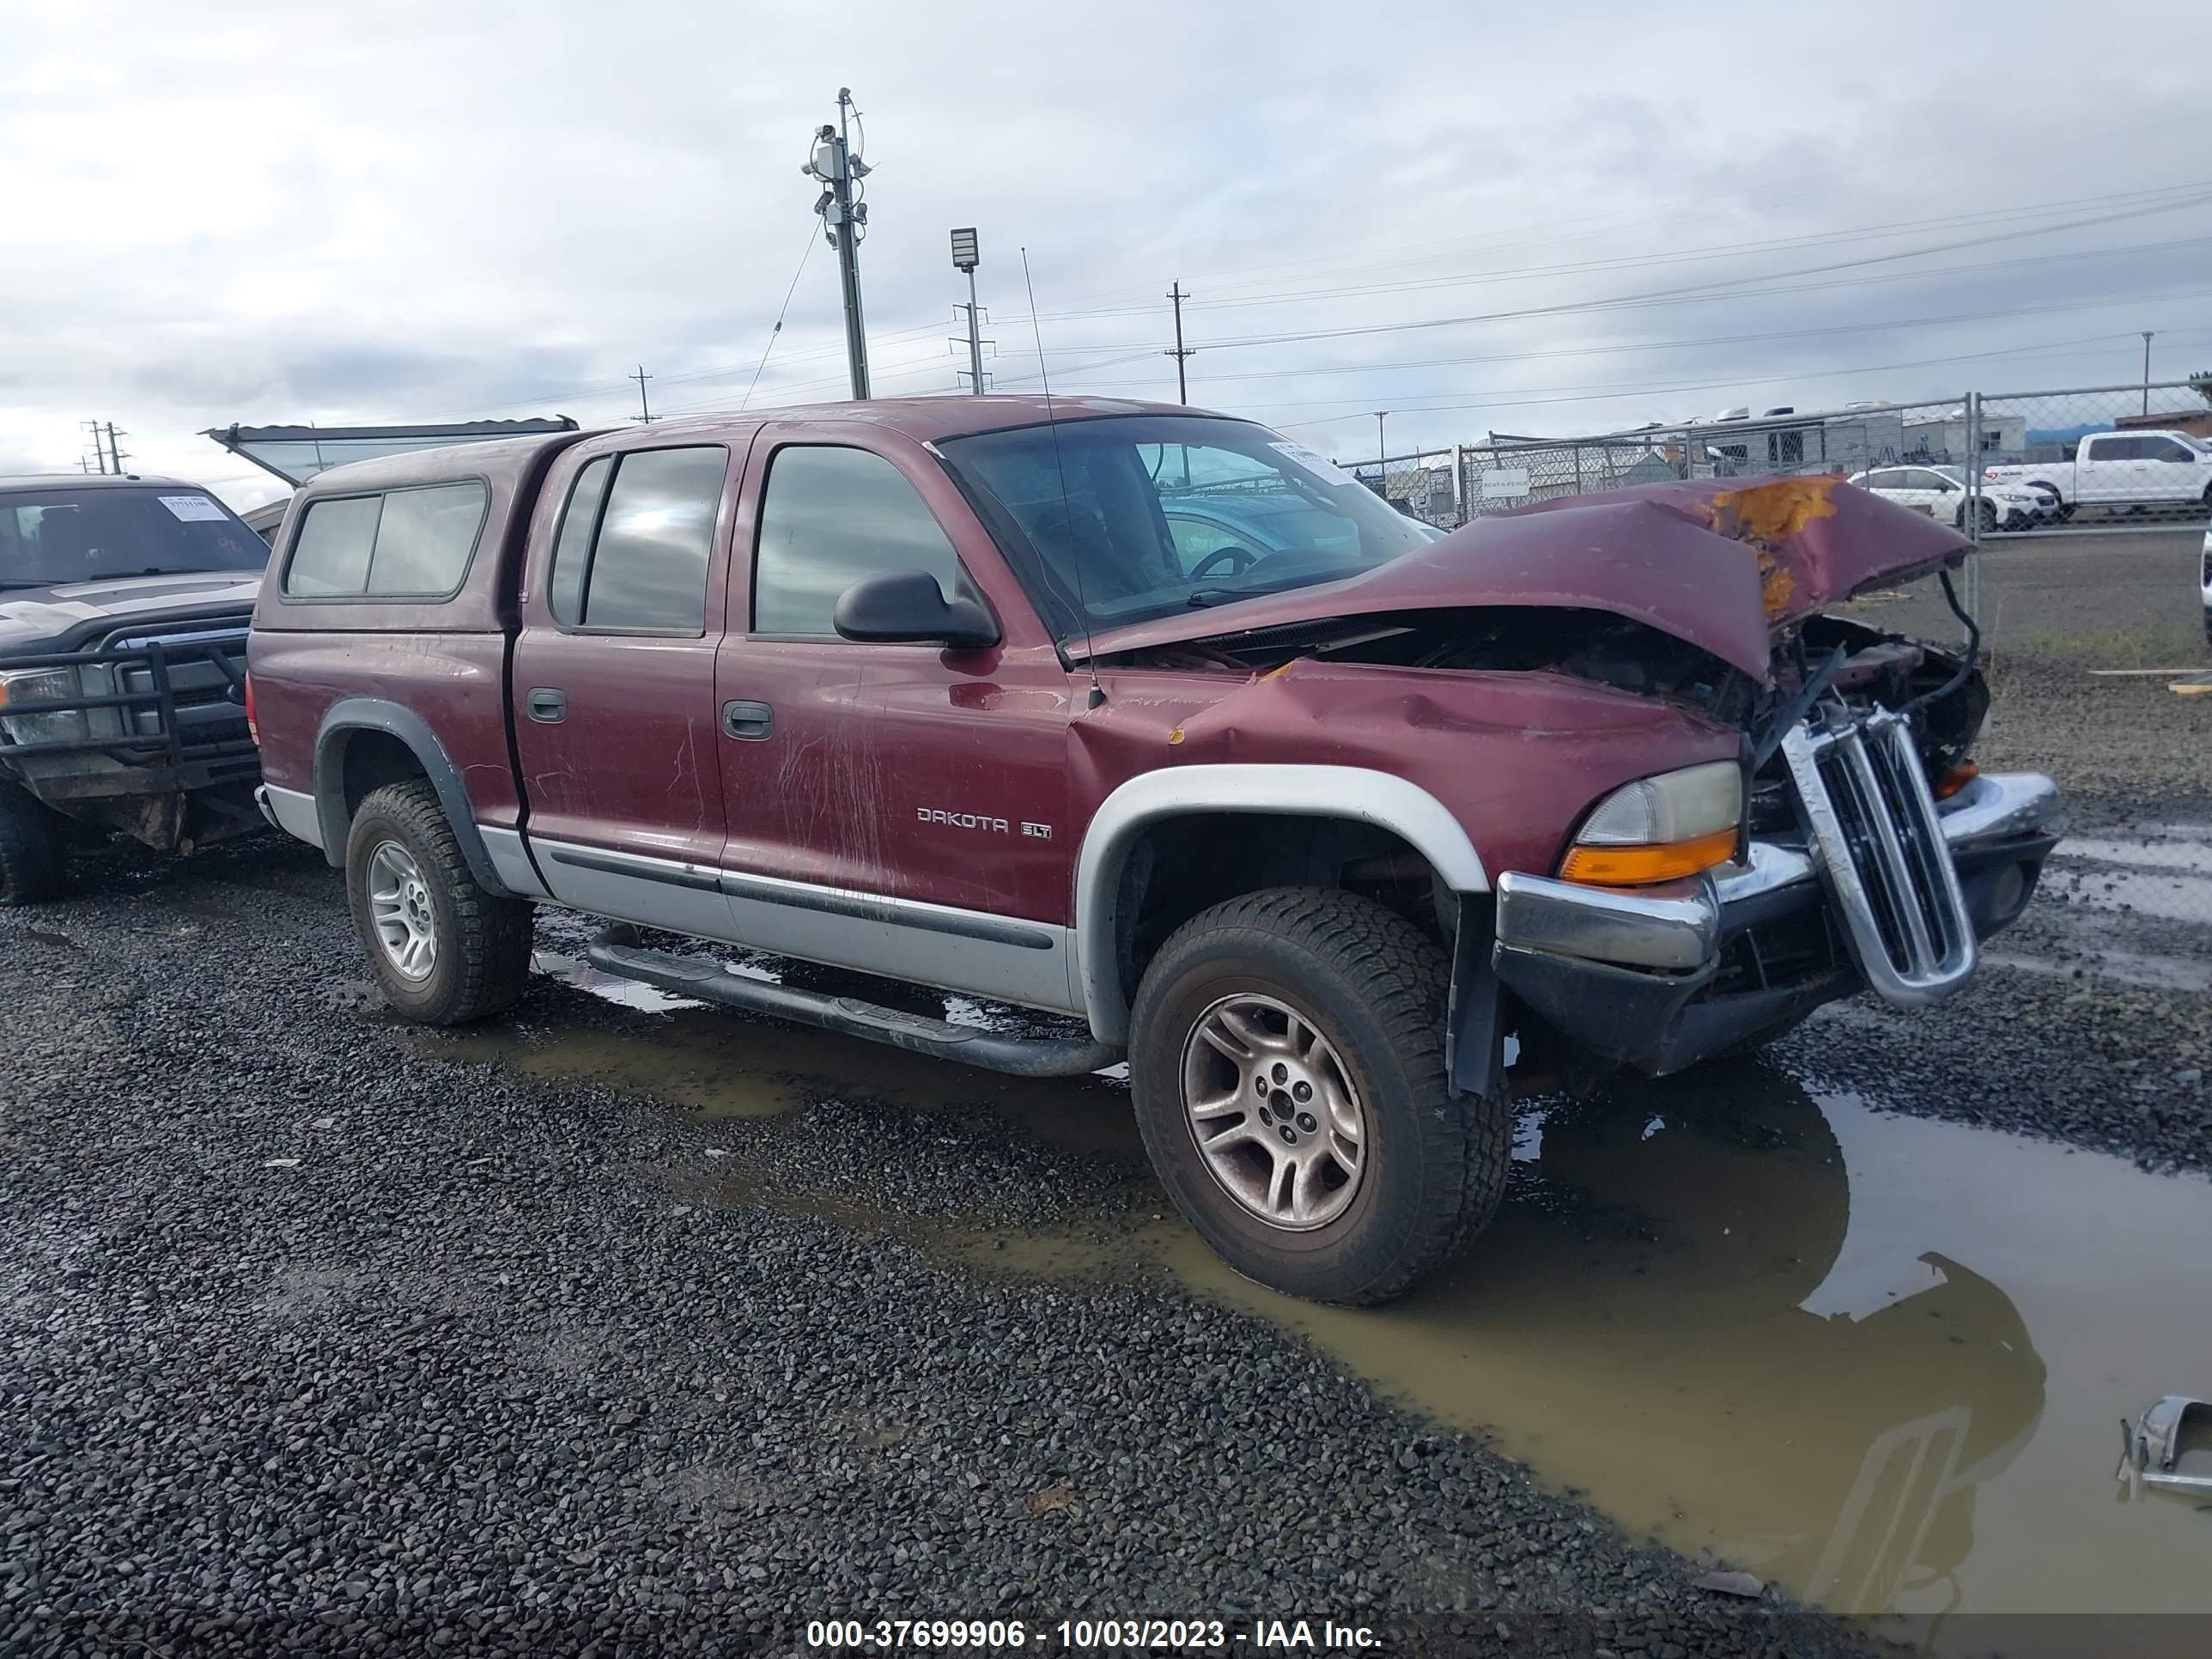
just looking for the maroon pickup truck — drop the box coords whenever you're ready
[246,398,2060,1304]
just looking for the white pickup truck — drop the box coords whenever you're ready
[1983,428,2212,520]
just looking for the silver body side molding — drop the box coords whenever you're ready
[258,784,323,850]
[526,836,1085,1017]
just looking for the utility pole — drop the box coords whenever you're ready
[1373,411,1389,496]
[629,364,654,423]
[100,422,128,475]
[803,88,872,399]
[2142,331,2155,416]
[951,228,987,395]
[1166,282,1194,404]
[82,421,106,474]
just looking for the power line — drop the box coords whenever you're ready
[1258,329,2212,431]
[1039,282,2212,394]
[740,222,822,410]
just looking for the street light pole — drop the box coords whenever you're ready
[951,228,984,395]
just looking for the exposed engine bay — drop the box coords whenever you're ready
[1107,572,1990,819]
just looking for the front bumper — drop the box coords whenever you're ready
[1490,770,2063,1076]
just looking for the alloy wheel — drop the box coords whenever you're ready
[1179,992,1368,1231]
[366,839,437,981]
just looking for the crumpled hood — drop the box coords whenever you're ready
[0,571,263,656]
[1075,476,1969,680]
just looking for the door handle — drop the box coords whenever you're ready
[722,700,774,740]
[526,687,567,724]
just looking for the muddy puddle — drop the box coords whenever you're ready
[411,950,2212,1647]
[419,951,1138,1155]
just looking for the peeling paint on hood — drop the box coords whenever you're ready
[1073,476,1970,682]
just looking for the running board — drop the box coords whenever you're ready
[583,935,1124,1079]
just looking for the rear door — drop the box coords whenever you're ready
[708,427,1083,1012]
[511,433,747,934]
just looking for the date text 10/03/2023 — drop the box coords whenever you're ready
[805,1619,1382,1650]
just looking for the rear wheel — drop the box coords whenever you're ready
[344,779,532,1024]
[0,784,66,908]
[1127,886,1510,1306]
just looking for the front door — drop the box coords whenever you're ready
[709,429,1081,1012]
[511,435,744,935]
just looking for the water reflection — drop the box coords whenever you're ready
[1163,1064,2048,1620]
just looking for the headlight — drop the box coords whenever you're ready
[0,666,93,747]
[1559,759,1742,886]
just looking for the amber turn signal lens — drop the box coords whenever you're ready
[1934,761,1979,800]
[1558,826,1740,887]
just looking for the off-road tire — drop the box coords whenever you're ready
[0,784,66,907]
[1127,886,1510,1306]
[344,779,532,1025]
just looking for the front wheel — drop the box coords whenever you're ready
[344,779,533,1024]
[1127,887,1510,1306]
[0,784,66,907]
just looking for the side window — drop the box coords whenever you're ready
[2087,435,2136,461]
[2148,438,2193,464]
[1863,470,1903,490]
[547,447,726,633]
[284,496,381,595]
[753,446,967,637]
[547,457,611,626]
[283,483,486,598]
[1166,514,1221,568]
[365,483,485,594]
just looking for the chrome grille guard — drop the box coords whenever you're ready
[1782,707,1978,1006]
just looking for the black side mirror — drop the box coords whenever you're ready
[832,569,999,649]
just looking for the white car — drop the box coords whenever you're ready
[2200,524,2210,647]
[1849,465,2048,532]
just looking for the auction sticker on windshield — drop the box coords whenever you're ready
[158,495,228,521]
[1267,441,1362,489]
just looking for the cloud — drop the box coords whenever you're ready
[1,0,2208,502]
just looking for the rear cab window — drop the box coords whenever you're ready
[281,481,488,599]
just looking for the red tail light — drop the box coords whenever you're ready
[244,671,258,745]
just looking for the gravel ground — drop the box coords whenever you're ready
[1804,527,2212,1176]
[0,843,1868,1659]
[1838,527,2212,818]
[4,531,2203,1656]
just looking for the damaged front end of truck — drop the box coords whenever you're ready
[1077,475,2063,1088]
[1476,477,2061,1083]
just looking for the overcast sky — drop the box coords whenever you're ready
[5,0,2211,507]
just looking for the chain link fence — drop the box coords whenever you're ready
[1346,381,2212,538]
[1343,382,2212,941]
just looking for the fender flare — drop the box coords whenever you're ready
[1071,764,1488,1042]
[312,698,513,896]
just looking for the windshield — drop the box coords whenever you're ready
[0,486,267,589]
[938,415,1433,636]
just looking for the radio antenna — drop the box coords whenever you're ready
[1021,246,1104,709]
